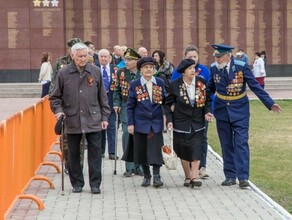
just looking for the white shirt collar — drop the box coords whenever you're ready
[141,76,157,86]
[183,77,196,87]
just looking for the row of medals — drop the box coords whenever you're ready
[214,73,244,96]
[136,85,163,104]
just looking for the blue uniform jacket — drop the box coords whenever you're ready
[208,59,275,122]
[127,77,166,134]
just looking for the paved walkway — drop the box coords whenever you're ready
[1,96,292,220]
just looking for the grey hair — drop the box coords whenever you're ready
[71,43,88,55]
[98,48,110,56]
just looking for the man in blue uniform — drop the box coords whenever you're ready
[207,44,282,189]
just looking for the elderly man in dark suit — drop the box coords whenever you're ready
[50,42,111,194]
[98,48,119,160]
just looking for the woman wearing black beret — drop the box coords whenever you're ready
[164,59,213,188]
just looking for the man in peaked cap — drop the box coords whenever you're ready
[49,37,84,175]
[212,44,234,58]
[124,47,141,60]
[113,48,144,177]
[207,43,282,189]
[67,38,82,48]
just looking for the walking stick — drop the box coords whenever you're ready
[114,111,119,175]
[60,116,65,196]
[55,114,65,195]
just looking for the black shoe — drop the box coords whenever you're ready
[123,170,133,177]
[91,187,101,194]
[72,186,82,193]
[221,178,236,186]
[190,178,202,188]
[135,170,144,176]
[239,179,250,189]
[183,178,191,187]
[153,175,163,187]
[109,154,119,160]
[141,175,151,187]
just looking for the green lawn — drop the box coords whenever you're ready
[207,100,292,214]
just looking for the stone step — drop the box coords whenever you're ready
[0,77,291,98]
[264,78,292,85]
[0,83,42,98]
[247,77,292,91]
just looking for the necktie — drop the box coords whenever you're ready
[102,66,109,92]
[222,66,228,82]
[130,72,136,80]
[146,80,152,101]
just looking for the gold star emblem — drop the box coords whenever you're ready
[33,0,41,7]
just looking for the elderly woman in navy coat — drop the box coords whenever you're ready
[165,59,213,188]
[127,57,166,187]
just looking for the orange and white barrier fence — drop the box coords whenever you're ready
[0,96,59,219]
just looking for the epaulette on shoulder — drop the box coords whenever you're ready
[234,59,245,66]
[210,62,217,67]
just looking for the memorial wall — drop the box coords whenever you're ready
[0,0,292,82]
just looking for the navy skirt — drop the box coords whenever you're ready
[173,129,204,162]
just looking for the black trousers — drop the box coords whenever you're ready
[67,131,102,188]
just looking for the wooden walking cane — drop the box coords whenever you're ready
[60,116,65,196]
[114,111,119,175]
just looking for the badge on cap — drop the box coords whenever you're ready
[212,44,234,57]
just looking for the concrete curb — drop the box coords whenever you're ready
[208,145,292,220]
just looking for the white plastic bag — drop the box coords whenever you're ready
[161,129,177,170]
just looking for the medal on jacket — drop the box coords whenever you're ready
[135,85,149,102]
[195,81,206,107]
[179,83,190,105]
[152,85,163,104]
[110,67,118,91]
[87,75,94,87]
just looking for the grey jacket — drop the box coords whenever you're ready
[49,62,111,134]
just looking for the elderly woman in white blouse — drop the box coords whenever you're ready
[164,59,213,188]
